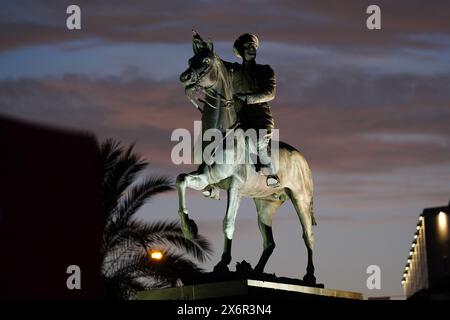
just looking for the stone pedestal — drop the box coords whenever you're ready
[136,279,363,301]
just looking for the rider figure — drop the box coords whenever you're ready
[229,33,280,188]
[202,33,280,200]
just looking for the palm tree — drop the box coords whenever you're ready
[98,139,211,299]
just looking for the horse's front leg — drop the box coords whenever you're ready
[176,171,210,240]
[214,180,241,272]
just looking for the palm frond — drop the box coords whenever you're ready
[106,220,212,263]
[99,139,123,177]
[109,252,148,278]
[100,140,148,213]
[134,220,212,261]
[115,176,174,223]
[114,144,148,196]
[146,251,204,283]
[98,138,213,299]
[146,232,212,263]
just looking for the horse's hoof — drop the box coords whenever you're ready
[187,218,198,238]
[302,272,317,286]
[180,216,198,240]
[253,265,264,274]
[213,263,229,274]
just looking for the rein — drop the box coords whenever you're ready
[199,88,233,110]
[186,57,233,112]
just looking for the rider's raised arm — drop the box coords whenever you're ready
[246,65,276,104]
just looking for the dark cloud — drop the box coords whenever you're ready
[273,68,450,173]
[0,75,195,169]
[1,0,450,52]
[1,69,449,176]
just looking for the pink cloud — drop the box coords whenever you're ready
[1,0,450,52]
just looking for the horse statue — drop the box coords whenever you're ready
[176,31,317,284]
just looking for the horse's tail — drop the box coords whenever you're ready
[305,164,317,226]
[309,197,317,226]
[288,142,317,226]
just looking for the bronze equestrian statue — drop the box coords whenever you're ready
[177,31,317,284]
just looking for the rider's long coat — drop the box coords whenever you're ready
[224,60,276,133]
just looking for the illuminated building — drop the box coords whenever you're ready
[402,200,450,299]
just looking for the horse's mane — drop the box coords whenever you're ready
[212,52,233,100]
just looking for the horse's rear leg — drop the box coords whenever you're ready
[288,190,316,284]
[253,198,283,273]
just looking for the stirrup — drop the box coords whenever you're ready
[266,175,280,188]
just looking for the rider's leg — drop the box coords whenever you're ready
[257,132,280,187]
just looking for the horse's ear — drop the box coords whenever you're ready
[207,39,214,53]
[192,29,207,54]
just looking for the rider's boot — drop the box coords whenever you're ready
[266,174,280,188]
[258,137,280,188]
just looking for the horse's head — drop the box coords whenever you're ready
[181,31,236,132]
[180,31,219,91]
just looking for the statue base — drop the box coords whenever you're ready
[136,260,363,301]
[183,260,324,288]
[136,279,363,301]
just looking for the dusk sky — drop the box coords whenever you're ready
[1,0,449,298]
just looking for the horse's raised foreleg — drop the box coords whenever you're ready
[176,171,210,240]
[253,198,282,273]
[213,179,241,272]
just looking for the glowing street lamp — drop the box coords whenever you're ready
[148,250,163,261]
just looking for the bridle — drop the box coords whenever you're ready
[184,54,241,158]
[185,56,234,113]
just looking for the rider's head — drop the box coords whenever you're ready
[233,33,259,62]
